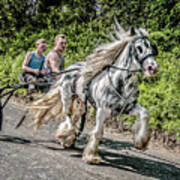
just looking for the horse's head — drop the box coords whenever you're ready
[111,18,158,77]
[128,27,158,77]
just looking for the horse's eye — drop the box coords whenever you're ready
[137,46,143,54]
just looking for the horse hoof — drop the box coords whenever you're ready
[61,142,75,149]
[82,153,102,164]
[134,135,150,151]
[57,134,76,149]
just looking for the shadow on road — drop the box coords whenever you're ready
[100,150,180,180]
[0,134,180,180]
[76,135,180,180]
[0,134,63,151]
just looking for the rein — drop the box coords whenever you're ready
[0,68,79,98]
[45,68,79,78]
[0,68,79,131]
[108,65,141,73]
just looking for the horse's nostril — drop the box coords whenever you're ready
[148,66,153,71]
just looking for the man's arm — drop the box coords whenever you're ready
[47,53,61,73]
[22,52,40,75]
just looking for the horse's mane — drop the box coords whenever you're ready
[80,23,148,88]
[84,27,148,68]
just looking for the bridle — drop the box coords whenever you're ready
[108,36,156,73]
[132,36,156,66]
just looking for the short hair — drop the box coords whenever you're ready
[54,34,66,46]
[35,39,47,47]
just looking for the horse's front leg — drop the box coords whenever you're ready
[130,103,151,150]
[83,108,111,164]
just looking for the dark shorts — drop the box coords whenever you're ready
[19,72,48,92]
[19,72,44,83]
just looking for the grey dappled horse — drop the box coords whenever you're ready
[31,22,158,164]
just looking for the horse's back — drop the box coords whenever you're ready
[66,62,85,70]
[56,61,84,90]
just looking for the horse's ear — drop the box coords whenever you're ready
[128,27,136,36]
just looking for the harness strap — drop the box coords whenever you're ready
[107,66,137,114]
[108,65,141,73]
[72,75,79,95]
[138,54,154,63]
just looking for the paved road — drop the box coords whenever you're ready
[0,103,180,180]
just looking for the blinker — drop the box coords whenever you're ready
[151,44,158,56]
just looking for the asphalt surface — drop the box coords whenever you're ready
[0,103,180,180]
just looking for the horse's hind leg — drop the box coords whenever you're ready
[83,108,111,164]
[55,86,76,148]
[130,103,151,150]
[56,83,86,147]
[71,98,87,136]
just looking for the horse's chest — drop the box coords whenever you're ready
[105,77,139,114]
[89,72,139,114]
[108,89,138,114]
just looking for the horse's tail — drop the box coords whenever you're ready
[28,86,63,131]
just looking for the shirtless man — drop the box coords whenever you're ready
[45,34,66,82]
